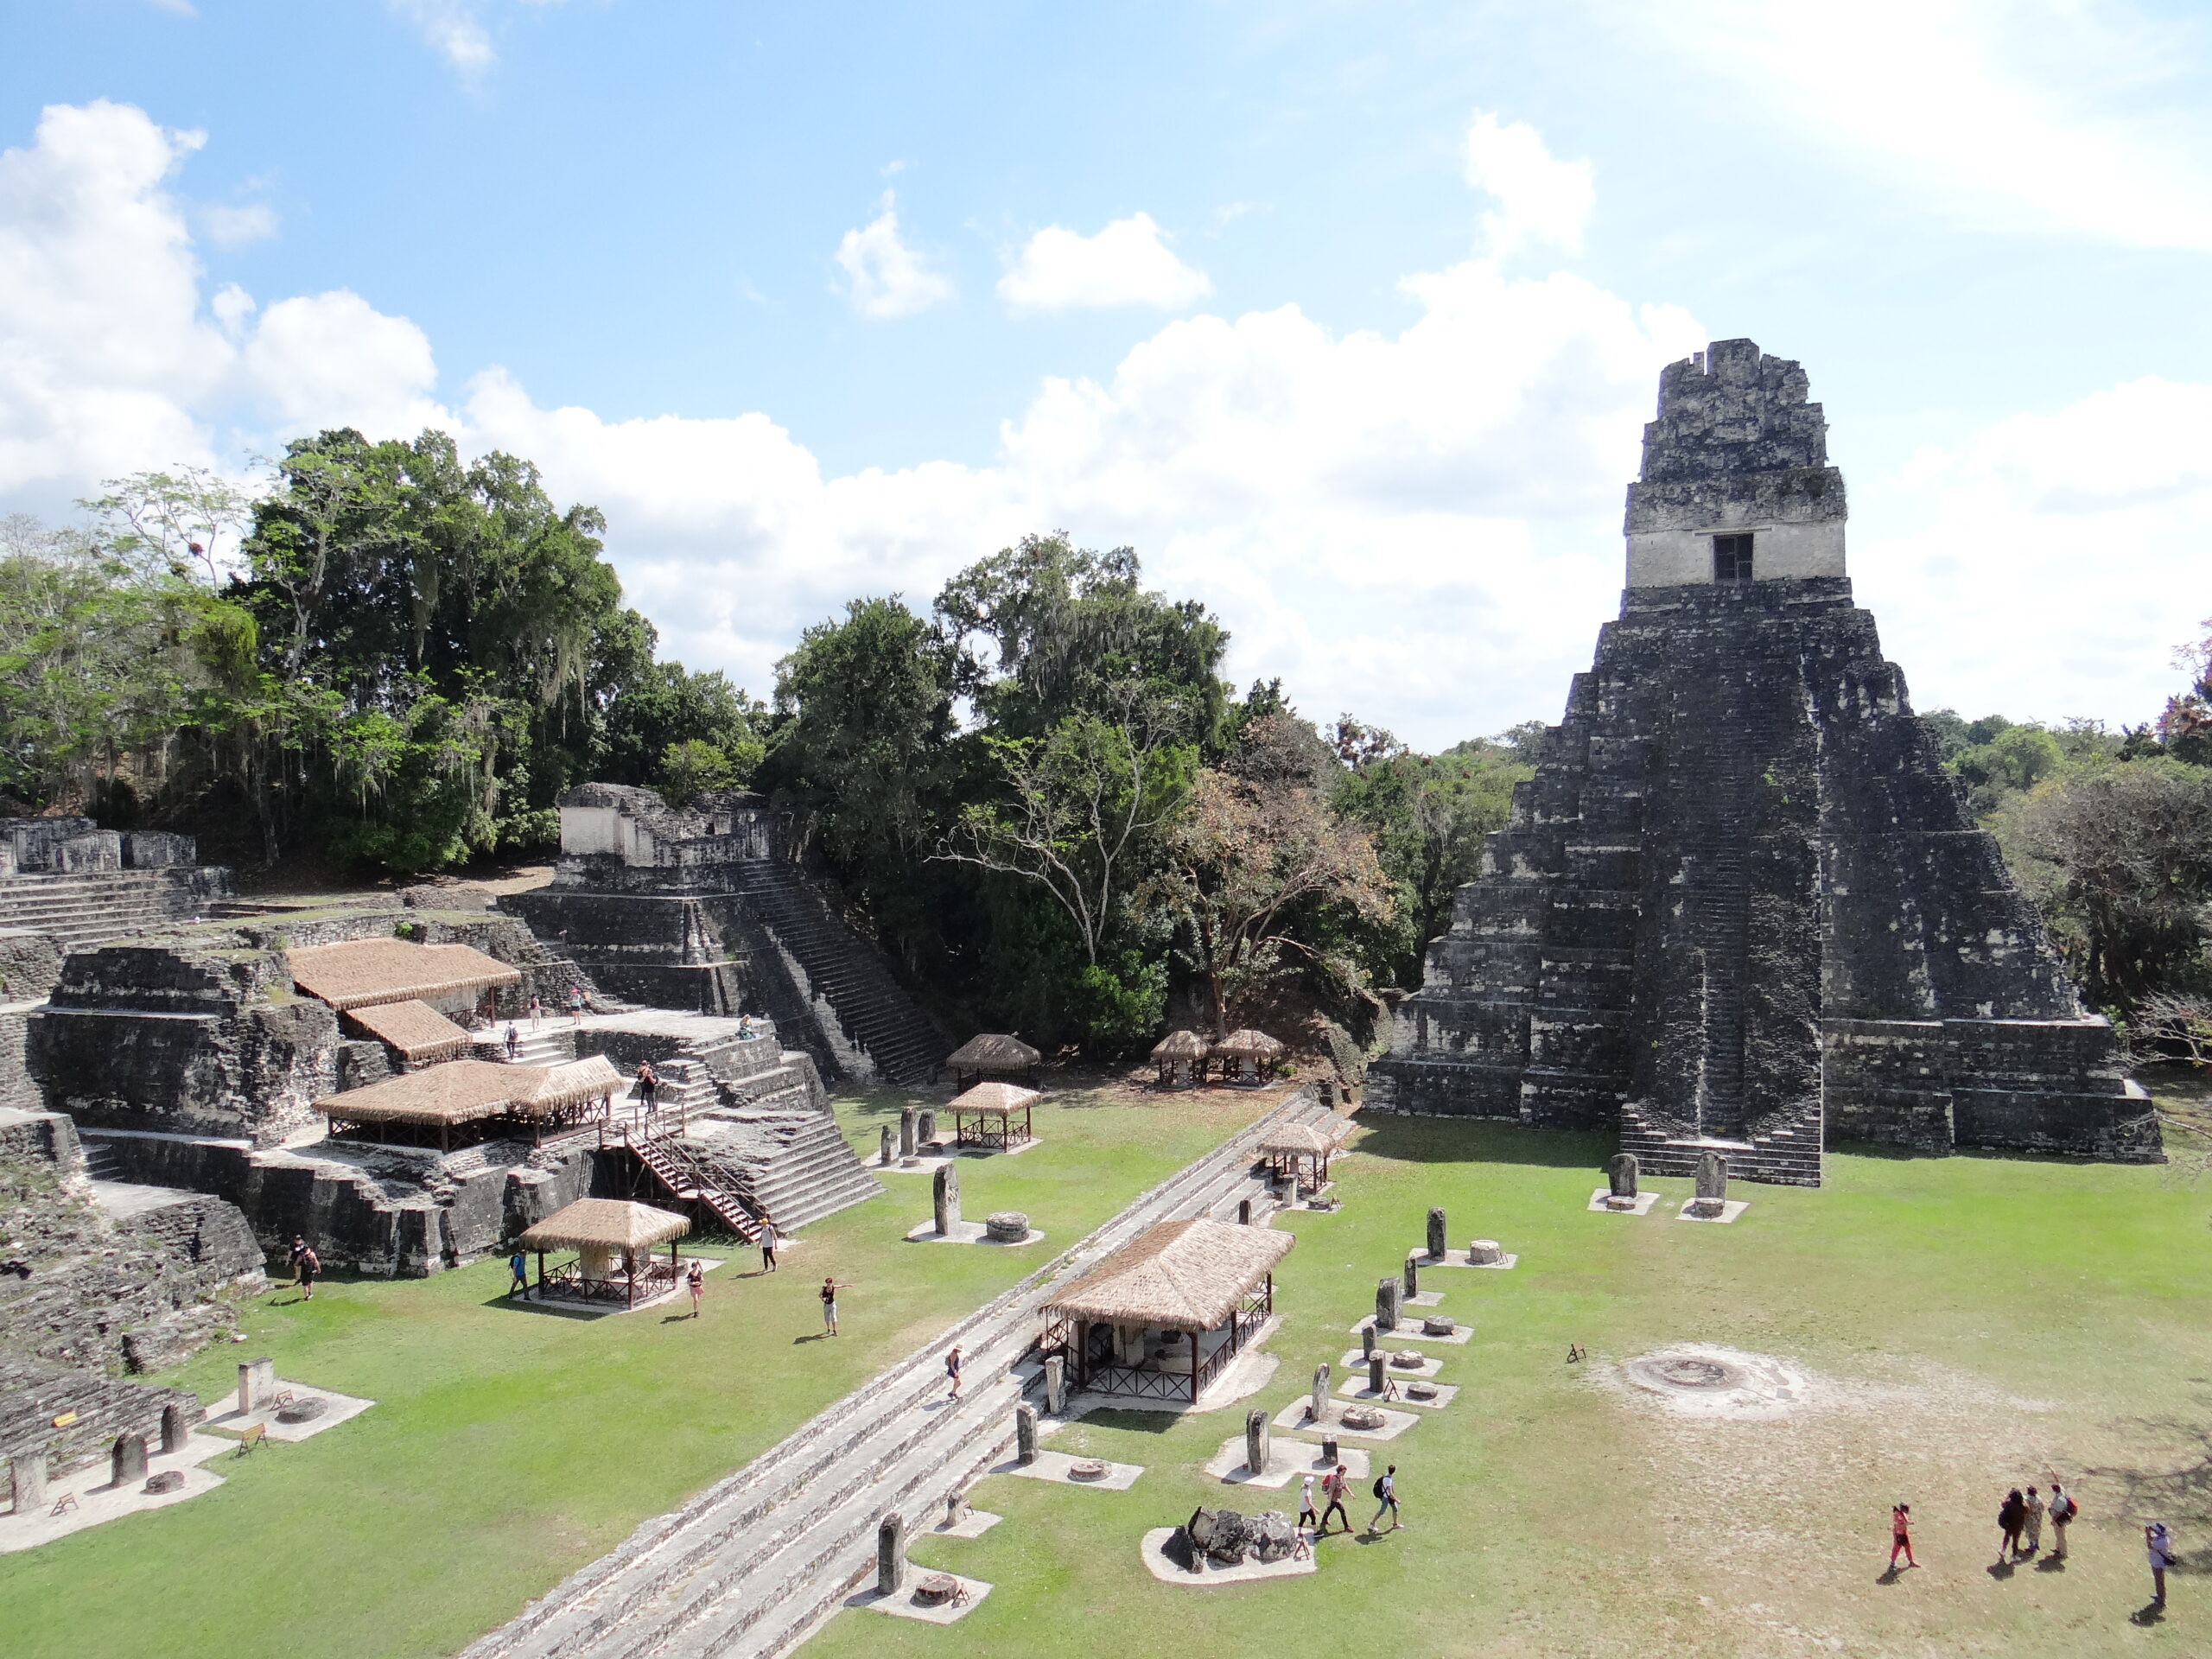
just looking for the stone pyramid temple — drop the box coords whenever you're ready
[1369,339,2158,1185]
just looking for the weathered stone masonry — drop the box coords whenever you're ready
[1370,339,2157,1182]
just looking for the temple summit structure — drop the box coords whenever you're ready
[1368,339,2158,1185]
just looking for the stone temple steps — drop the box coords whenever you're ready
[693,1111,884,1232]
[461,1089,1327,1659]
[728,863,947,1085]
[1618,1102,1822,1188]
[0,869,225,950]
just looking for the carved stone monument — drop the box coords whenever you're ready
[1427,1206,1447,1260]
[932,1163,960,1236]
[161,1402,188,1454]
[916,1109,937,1148]
[1468,1238,1505,1265]
[945,1487,969,1528]
[1689,1150,1730,1218]
[1015,1402,1039,1465]
[985,1210,1029,1243]
[1376,1276,1401,1333]
[1044,1355,1065,1414]
[899,1106,917,1161]
[1606,1153,1639,1198]
[111,1433,148,1487]
[1245,1407,1269,1474]
[880,1125,894,1166]
[1361,1325,1376,1359]
[1367,339,2158,1180]
[876,1512,905,1597]
[10,1452,45,1515]
[1310,1363,1330,1421]
[1368,1353,1385,1395]
[238,1356,276,1415]
[1402,1253,1419,1298]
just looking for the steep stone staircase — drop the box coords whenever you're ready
[690,1111,884,1232]
[625,1129,765,1243]
[1618,1101,1823,1186]
[0,869,229,950]
[729,862,946,1085]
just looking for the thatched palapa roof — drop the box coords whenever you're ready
[519,1198,689,1253]
[344,998,473,1063]
[514,1054,624,1111]
[1149,1029,1209,1060]
[1211,1028,1284,1059]
[312,1058,529,1125]
[946,1033,1040,1071]
[287,938,521,1011]
[1043,1218,1293,1332]
[1257,1120,1332,1156]
[950,1080,1039,1116]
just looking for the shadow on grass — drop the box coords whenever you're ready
[1079,1408,1187,1438]
[2131,1601,2168,1625]
[484,1296,609,1320]
[1346,1116,1609,1171]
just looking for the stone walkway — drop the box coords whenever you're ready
[462,1090,1338,1659]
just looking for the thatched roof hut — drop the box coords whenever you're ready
[1046,1218,1293,1333]
[287,938,520,1012]
[313,1059,522,1127]
[343,998,473,1064]
[1211,1028,1284,1059]
[1150,1029,1209,1060]
[1256,1120,1332,1156]
[519,1198,689,1254]
[1258,1118,1335,1185]
[950,1080,1038,1114]
[946,1033,1041,1090]
[514,1054,625,1112]
[950,1079,1039,1151]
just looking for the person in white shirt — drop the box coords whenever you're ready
[1296,1473,1319,1535]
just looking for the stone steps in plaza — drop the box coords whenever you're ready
[690,1110,882,1232]
[0,870,228,950]
[462,1089,1322,1659]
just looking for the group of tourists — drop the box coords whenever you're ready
[1887,1484,2177,1607]
[1294,1462,1401,1538]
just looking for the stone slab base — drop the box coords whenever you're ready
[1272,1399,1420,1442]
[995,1450,1144,1490]
[1338,1379,1459,1410]
[0,1431,230,1554]
[1402,1290,1443,1307]
[1675,1198,1751,1224]
[880,1155,953,1175]
[1201,1437,1369,1489]
[1141,1527,1316,1586]
[849,1573,992,1624]
[1587,1189,1660,1216]
[1351,1319,1469,1345]
[902,1220,1045,1247]
[1337,1349,1444,1380]
[1427,1249,1519,1269]
[931,1509,1003,1539]
[205,1382,374,1443]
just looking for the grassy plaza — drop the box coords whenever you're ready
[4,1086,2208,1657]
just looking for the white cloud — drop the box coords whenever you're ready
[998,213,1213,313]
[1464,112,1593,257]
[200,200,276,247]
[391,0,497,77]
[831,193,954,319]
[1859,376,2212,725]
[1653,0,2212,249]
[240,290,448,437]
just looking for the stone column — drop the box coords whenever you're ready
[1245,1408,1269,1475]
[876,1513,905,1598]
[1361,1325,1376,1359]
[1044,1355,1065,1415]
[1321,1435,1339,1465]
[160,1403,188,1454]
[238,1357,276,1415]
[880,1125,894,1166]
[1318,1076,1338,1108]
[111,1433,149,1488]
[10,1452,45,1516]
[899,1106,917,1160]
[1376,1277,1401,1333]
[1015,1402,1039,1465]
[916,1109,936,1148]
[1692,1150,1729,1217]
[1402,1253,1419,1299]
[1310,1363,1330,1421]
[933,1163,961,1236]
[1237,1198,1251,1225]
[1427,1206,1447,1260]
[1369,1353,1385,1395]
[945,1488,969,1528]
[1605,1152,1639,1198]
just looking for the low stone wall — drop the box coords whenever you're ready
[1,1355,204,1483]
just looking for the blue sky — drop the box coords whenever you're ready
[8,2,2212,746]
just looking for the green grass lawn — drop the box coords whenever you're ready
[802,1116,2212,1658]
[0,1083,1268,1659]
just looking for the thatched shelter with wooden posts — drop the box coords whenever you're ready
[287,937,522,1022]
[1258,1119,1334,1192]
[342,998,473,1068]
[313,1054,625,1152]
[950,1080,1038,1151]
[1040,1218,1293,1403]
[518,1198,690,1309]
[1211,1027,1285,1084]
[946,1033,1040,1092]
[1149,1028,1209,1089]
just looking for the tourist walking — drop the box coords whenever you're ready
[568,983,585,1025]
[287,1234,308,1288]
[505,1022,519,1059]
[2147,1522,2177,1606]
[2023,1485,2046,1555]
[529,994,543,1032]
[508,1249,528,1298]
[637,1061,658,1112]
[1319,1464,1351,1535]
[1890,1503,1917,1571]
[686,1258,704,1318]
[1999,1488,2027,1562]
[2049,1483,2077,1558]
[1369,1464,1402,1534]
[945,1344,963,1400]
[820,1274,844,1336]
[759,1221,779,1273]
[1296,1472,1320,1536]
[296,1243,320,1300]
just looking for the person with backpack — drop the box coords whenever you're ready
[1999,1488,2027,1562]
[685,1258,705,1318]
[2049,1482,2077,1560]
[296,1243,320,1301]
[2147,1522,2177,1606]
[505,1023,520,1059]
[1889,1503,1917,1571]
[508,1249,529,1299]
[1318,1463,1351,1535]
[1369,1464,1402,1534]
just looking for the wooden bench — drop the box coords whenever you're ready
[48,1491,77,1516]
[237,1423,267,1456]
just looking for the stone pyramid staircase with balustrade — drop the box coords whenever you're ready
[0,868,232,950]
